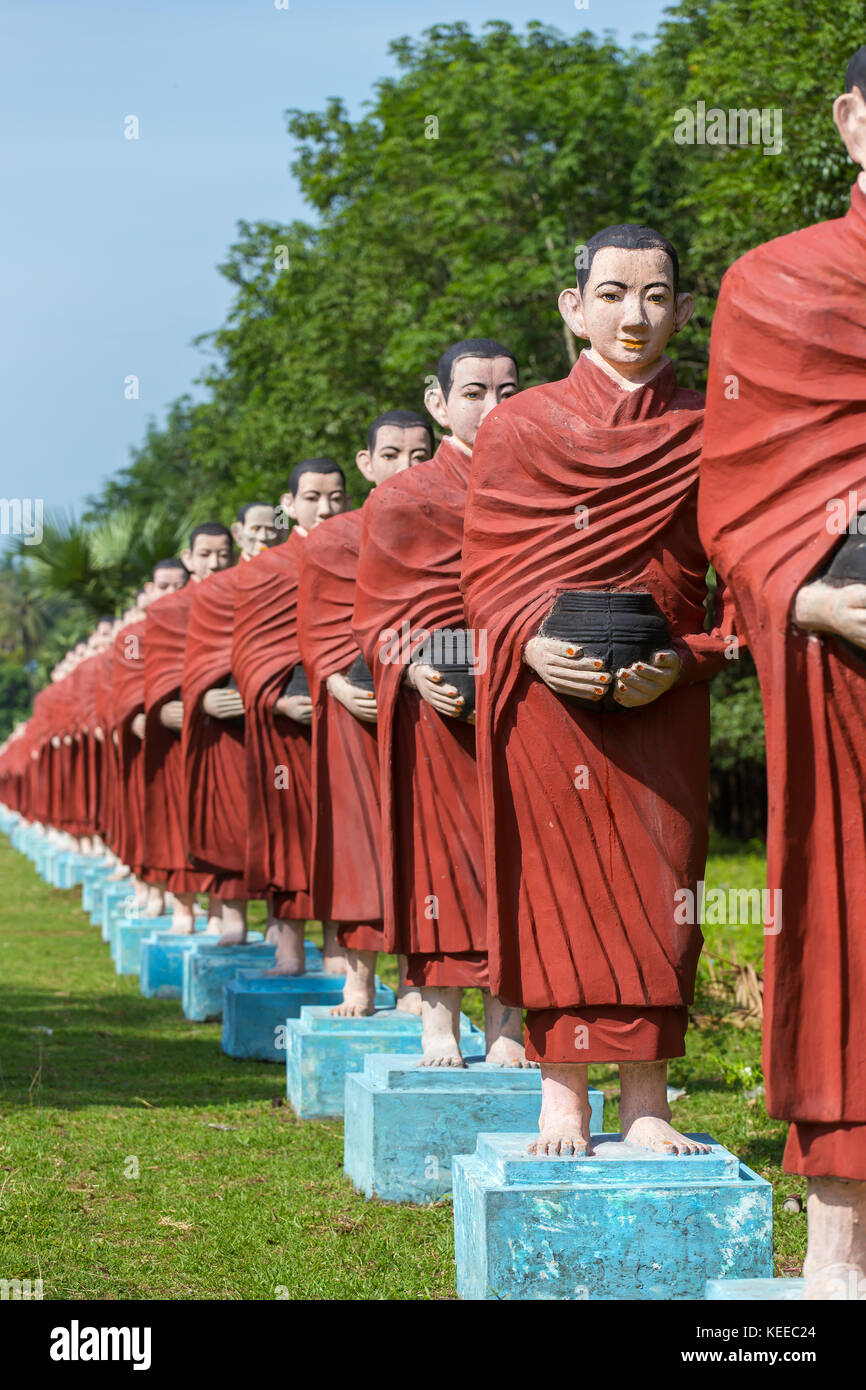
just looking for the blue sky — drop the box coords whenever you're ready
[1,0,668,525]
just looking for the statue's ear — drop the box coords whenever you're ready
[559,286,588,341]
[424,380,450,431]
[179,547,193,569]
[230,520,243,546]
[279,490,297,522]
[674,291,695,333]
[834,87,866,170]
[356,448,376,483]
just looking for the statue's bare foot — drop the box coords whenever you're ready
[169,917,196,935]
[620,1115,710,1155]
[418,1049,466,1068]
[216,927,247,948]
[528,1086,592,1157]
[485,1034,538,1068]
[205,916,223,935]
[264,956,305,977]
[395,987,423,1015]
[330,998,375,1017]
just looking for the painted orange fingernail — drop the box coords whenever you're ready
[593,660,603,669]
[594,687,603,696]
[567,647,577,657]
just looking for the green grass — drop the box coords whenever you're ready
[0,833,805,1299]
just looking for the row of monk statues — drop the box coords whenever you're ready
[3,48,866,1301]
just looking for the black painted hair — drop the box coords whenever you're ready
[576,224,680,297]
[236,501,275,523]
[846,46,866,97]
[188,523,233,549]
[367,410,434,456]
[287,458,346,496]
[435,339,518,397]
[97,616,114,626]
[152,556,188,576]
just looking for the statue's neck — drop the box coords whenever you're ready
[584,346,669,392]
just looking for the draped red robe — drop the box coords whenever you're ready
[231,533,312,919]
[297,509,384,951]
[144,587,216,895]
[353,438,488,988]
[462,352,731,1061]
[111,622,150,876]
[699,181,866,1180]
[181,568,248,896]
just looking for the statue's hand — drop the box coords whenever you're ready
[327,671,377,723]
[112,729,120,747]
[794,580,866,650]
[274,693,313,725]
[131,712,146,740]
[613,649,680,708]
[202,687,245,719]
[159,700,184,732]
[523,635,610,703]
[93,725,105,743]
[406,661,468,719]
[51,735,61,749]
[62,734,73,746]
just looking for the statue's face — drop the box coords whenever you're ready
[231,504,279,558]
[425,355,519,453]
[559,247,693,381]
[356,425,431,487]
[151,565,188,596]
[183,532,233,580]
[282,471,349,535]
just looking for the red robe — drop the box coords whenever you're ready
[462,352,730,1061]
[181,568,249,897]
[699,181,866,1180]
[297,509,384,952]
[144,587,216,895]
[231,533,312,919]
[112,622,150,877]
[353,438,488,988]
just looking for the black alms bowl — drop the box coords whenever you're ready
[539,590,671,711]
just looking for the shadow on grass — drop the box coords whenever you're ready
[0,983,286,1112]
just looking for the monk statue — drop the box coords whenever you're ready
[354,342,532,1067]
[297,412,434,1016]
[463,231,735,1148]
[145,523,234,934]
[181,506,279,945]
[232,462,351,974]
[699,49,866,1299]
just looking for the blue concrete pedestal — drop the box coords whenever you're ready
[287,1005,481,1118]
[453,1132,773,1301]
[114,915,173,974]
[705,1278,804,1300]
[223,974,396,1063]
[81,863,112,912]
[344,1054,605,1205]
[99,882,134,936]
[180,936,322,1022]
[139,928,209,998]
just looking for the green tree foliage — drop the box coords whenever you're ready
[0,661,30,740]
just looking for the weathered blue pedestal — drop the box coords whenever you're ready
[181,936,322,1022]
[139,928,209,998]
[53,852,93,889]
[38,843,61,881]
[114,915,173,974]
[99,881,134,936]
[452,1132,773,1300]
[223,974,395,1063]
[80,861,112,912]
[287,1005,481,1118]
[705,1277,804,1300]
[344,1055,605,1205]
